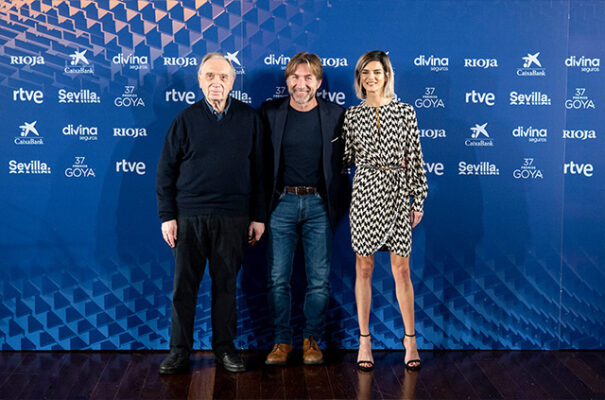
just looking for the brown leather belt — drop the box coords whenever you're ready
[284,186,317,195]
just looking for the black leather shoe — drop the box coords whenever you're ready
[215,350,246,372]
[159,352,190,375]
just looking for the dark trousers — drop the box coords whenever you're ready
[169,214,248,355]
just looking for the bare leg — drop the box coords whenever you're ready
[390,252,420,368]
[355,253,374,368]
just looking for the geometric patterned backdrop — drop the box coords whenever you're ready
[1,0,603,350]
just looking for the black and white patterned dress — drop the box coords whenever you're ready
[342,100,428,257]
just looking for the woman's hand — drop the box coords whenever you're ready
[410,211,423,229]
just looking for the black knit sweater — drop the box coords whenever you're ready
[156,99,265,222]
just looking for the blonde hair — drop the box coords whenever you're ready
[354,50,395,100]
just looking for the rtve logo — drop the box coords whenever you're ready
[116,160,146,175]
[13,88,43,104]
[165,89,196,104]
[563,161,594,177]
[465,90,495,106]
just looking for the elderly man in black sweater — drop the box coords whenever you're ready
[156,53,265,374]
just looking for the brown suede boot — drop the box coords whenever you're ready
[265,343,293,365]
[303,337,324,365]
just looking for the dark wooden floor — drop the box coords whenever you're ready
[1,350,604,399]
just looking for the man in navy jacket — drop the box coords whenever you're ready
[156,53,265,374]
[261,52,350,365]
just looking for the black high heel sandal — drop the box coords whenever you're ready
[356,333,374,371]
[402,333,421,371]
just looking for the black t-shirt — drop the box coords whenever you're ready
[278,105,323,188]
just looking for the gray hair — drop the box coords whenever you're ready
[197,52,236,79]
[354,50,395,100]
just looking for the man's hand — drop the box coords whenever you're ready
[161,219,178,248]
[410,211,423,229]
[248,221,265,245]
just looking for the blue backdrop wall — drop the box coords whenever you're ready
[1,0,603,350]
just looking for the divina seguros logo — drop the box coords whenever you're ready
[63,124,98,141]
[414,55,448,72]
[264,54,348,69]
[565,56,600,73]
[112,53,149,70]
[512,126,547,143]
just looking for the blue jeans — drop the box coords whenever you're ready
[267,192,332,344]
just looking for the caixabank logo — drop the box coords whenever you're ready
[458,161,500,176]
[14,121,43,145]
[9,160,51,174]
[415,87,445,109]
[563,129,596,140]
[565,88,595,110]
[513,158,543,179]
[565,56,600,73]
[64,49,93,74]
[512,126,548,143]
[465,123,493,147]
[224,51,244,75]
[65,157,95,178]
[63,124,98,141]
[114,86,145,107]
[516,52,546,77]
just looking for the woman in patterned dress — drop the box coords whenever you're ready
[342,50,428,371]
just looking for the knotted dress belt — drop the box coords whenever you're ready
[357,164,405,171]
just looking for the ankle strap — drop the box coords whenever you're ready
[360,333,371,337]
[404,333,416,337]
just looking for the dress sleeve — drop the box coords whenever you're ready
[404,106,428,213]
[342,109,355,169]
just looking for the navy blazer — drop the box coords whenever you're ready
[261,96,350,230]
